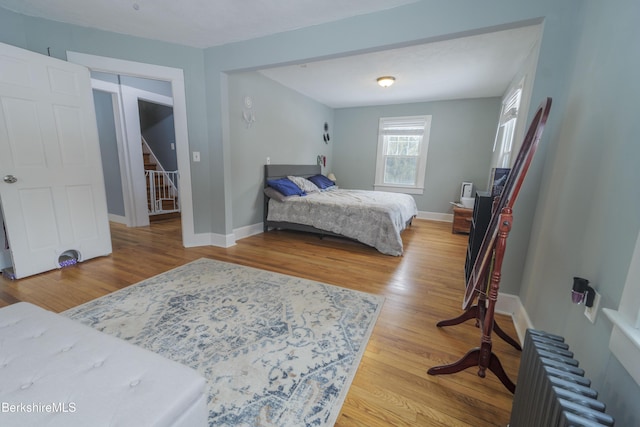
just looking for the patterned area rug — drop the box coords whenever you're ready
[63,258,383,426]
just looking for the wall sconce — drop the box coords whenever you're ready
[242,96,255,128]
[571,277,596,307]
[242,110,255,128]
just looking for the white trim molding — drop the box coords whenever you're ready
[234,223,264,241]
[183,232,236,249]
[211,233,236,248]
[496,292,532,346]
[603,308,640,385]
[108,214,128,225]
[416,211,452,222]
[374,115,432,195]
[602,230,640,385]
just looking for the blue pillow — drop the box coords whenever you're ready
[307,174,335,190]
[267,178,306,197]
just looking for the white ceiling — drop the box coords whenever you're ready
[0,0,541,108]
[259,25,541,108]
[0,0,419,48]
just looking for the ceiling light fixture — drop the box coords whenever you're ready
[377,76,395,88]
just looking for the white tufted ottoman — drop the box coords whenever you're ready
[0,302,207,427]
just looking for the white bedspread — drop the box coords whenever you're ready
[267,189,417,255]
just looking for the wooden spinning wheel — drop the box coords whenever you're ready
[428,98,552,393]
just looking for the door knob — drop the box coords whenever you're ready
[3,175,17,184]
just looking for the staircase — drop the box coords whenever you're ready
[143,147,180,222]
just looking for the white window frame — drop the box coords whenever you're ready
[603,230,640,385]
[493,85,523,168]
[374,115,432,194]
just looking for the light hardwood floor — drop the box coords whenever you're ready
[0,218,520,426]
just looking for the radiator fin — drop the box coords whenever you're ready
[509,329,615,427]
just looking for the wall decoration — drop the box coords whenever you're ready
[323,122,330,144]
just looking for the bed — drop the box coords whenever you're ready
[263,164,417,256]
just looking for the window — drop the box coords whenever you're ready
[603,230,640,385]
[374,115,431,194]
[493,86,522,168]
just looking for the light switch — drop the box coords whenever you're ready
[192,151,200,162]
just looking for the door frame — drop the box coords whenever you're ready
[67,52,195,246]
[92,79,175,227]
[91,79,134,226]
[123,86,175,226]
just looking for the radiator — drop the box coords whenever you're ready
[509,329,615,427]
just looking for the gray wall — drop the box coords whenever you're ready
[227,77,500,228]
[93,90,125,216]
[518,0,640,423]
[228,71,333,228]
[333,98,501,213]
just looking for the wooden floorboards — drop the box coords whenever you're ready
[0,218,520,426]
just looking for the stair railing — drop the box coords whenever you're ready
[142,136,180,215]
[145,169,180,214]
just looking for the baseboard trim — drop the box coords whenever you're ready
[212,232,236,248]
[108,214,127,225]
[496,292,533,345]
[417,211,453,222]
[185,224,261,248]
[184,232,235,248]
[234,222,264,240]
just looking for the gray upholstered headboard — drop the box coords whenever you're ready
[264,164,321,184]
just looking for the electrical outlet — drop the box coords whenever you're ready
[266,156,271,165]
[584,291,601,323]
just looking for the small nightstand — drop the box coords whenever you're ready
[452,206,473,234]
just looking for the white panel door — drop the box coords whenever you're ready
[0,42,112,279]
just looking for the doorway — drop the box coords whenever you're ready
[91,72,178,227]
[138,99,180,221]
[67,52,196,246]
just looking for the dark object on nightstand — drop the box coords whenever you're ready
[464,191,493,283]
[452,206,473,234]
